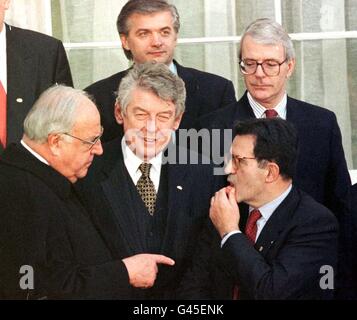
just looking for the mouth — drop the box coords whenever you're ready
[251,84,271,89]
[148,51,166,57]
[227,176,235,187]
[142,137,157,143]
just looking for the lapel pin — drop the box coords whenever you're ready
[177,185,183,191]
[16,98,23,103]
[259,246,264,252]
[271,241,274,244]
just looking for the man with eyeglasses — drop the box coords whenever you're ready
[0,85,175,299]
[198,18,352,298]
[179,118,338,299]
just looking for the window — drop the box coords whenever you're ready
[6,0,357,169]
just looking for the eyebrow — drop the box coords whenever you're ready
[135,26,173,33]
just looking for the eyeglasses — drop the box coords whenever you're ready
[63,126,104,150]
[231,154,256,168]
[239,58,287,76]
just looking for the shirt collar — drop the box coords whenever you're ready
[247,91,287,120]
[21,140,50,165]
[250,184,292,221]
[121,136,163,175]
[168,61,178,75]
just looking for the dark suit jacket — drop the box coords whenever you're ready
[84,60,236,142]
[76,138,224,299]
[198,92,352,297]
[199,92,351,233]
[0,144,131,299]
[2,24,73,152]
[179,187,339,300]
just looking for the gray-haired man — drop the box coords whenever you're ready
[199,18,352,298]
[0,85,174,299]
[78,62,224,299]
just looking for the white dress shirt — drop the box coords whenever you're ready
[221,184,292,247]
[168,61,178,75]
[247,92,287,120]
[0,23,7,92]
[121,137,162,193]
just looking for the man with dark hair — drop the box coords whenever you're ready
[85,0,236,142]
[199,18,352,297]
[179,118,338,300]
[0,0,73,153]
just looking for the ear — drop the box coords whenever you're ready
[172,112,183,130]
[120,33,130,51]
[265,162,280,183]
[47,133,62,156]
[114,103,124,124]
[286,58,296,78]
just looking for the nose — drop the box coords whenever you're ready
[92,140,103,156]
[146,118,157,134]
[224,159,234,175]
[255,63,266,77]
[151,32,163,47]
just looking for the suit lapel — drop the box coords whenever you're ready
[255,187,300,256]
[160,154,192,259]
[175,61,202,126]
[228,92,256,131]
[6,24,37,125]
[94,145,145,255]
[286,96,305,128]
[100,162,146,254]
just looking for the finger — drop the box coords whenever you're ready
[225,186,233,194]
[151,255,175,266]
[227,187,237,204]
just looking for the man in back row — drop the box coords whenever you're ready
[199,18,352,297]
[85,0,236,142]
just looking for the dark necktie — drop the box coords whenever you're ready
[265,109,278,118]
[136,163,156,215]
[233,209,262,299]
[0,80,6,148]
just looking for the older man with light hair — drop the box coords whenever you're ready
[0,85,174,299]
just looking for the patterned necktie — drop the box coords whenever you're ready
[0,80,6,148]
[233,209,262,299]
[136,163,156,215]
[265,109,278,118]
